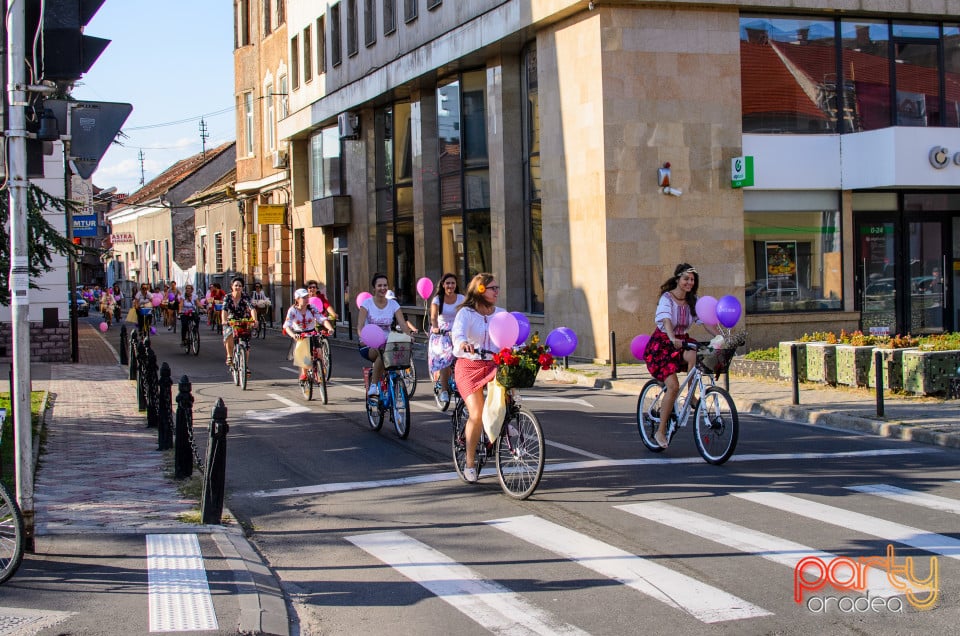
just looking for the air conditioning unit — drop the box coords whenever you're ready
[338,112,359,139]
[271,148,288,169]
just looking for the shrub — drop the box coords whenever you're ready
[918,333,960,351]
[877,334,920,349]
[799,331,838,344]
[744,347,778,361]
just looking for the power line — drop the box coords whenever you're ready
[124,106,234,131]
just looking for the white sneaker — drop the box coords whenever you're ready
[463,467,478,483]
[440,391,450,403]
[367,384,378,396]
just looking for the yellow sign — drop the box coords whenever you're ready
[258,204,285,225]
[248,233,258,267]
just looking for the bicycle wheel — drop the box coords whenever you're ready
[238,347,248,390]
[693,386,739,465]
[391,376,410,439]
[319,338,332,381]
[451,402,484,482]
[433,381,451,411]
[495,407,545,500]
[0,481,25,585]
[637,379,667,453]
[300,367,313,401]
[257,316,267,339]
[365,384,383,431]
[316,359,328,405]
[231,350,241,386]
[401,363,417,398]
[190,323,200,356]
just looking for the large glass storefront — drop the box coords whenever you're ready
[374,103,415,305]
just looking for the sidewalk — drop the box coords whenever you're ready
[550,361,960,449]
[1,322,289,636]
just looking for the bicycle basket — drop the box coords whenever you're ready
[137,308,153,316]
[496,363,538,389]
[382,339,412,369]
[698,346,736,374]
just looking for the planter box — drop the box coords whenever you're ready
[836,345,874,387]
[729,358,778,379]
[805,343,836,385]
[902,349,960,396]
[778,342,807,382]
[867,348,916,391]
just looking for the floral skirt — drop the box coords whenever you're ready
[454,358,497,398]
[643,328,695,382]
[428,332,454,374]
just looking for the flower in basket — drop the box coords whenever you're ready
[494,332,555,388]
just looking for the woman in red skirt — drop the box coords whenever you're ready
[451,273,505,483]
[643,263,719,449]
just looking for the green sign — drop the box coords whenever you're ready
[731,155,754,188]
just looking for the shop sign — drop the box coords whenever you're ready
[258,204,286,225]
[111,232,135,243]
[928,146,960,169]
[731,156,754,188]
[249,233,258,267]
[72,214,98,237]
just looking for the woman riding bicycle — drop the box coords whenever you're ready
[133,283,154,332]
[451,272,504,484]
[642,263,719,449]
[429,273,463,405]
[356,273,417,402]
[222,277,257,369]
[284,288,326,381]
[179,285,200,345]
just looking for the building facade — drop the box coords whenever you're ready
[272,0,960,359]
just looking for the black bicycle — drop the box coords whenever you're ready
[228,319,255,390]
[180,311,200,356]
[1,410,25,585]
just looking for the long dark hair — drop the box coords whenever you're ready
[459,273,496,312]
[432,273,460,304]
[658,263,700,319]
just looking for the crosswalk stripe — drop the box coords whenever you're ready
[847,484,960,514]
[146,534,218,632]
[616,502,902,599]
[487,515,771,624]
[346,531,589,636]
[734,491,960,560]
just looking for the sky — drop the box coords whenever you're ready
[71,1,236,196]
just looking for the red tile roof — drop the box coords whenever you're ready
[116,141,235,207]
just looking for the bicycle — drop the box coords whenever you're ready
[210,303,224,334]
[180,310,200,356]
[253,303,270,339]
[0,408,25,585]
[636,341,741,465]
[433,372,457,411]
[451,382,545,500]
[363,336,413,439]
[228,319,255,390]
[296,330,329,404]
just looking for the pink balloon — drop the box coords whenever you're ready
[151,293,162,307]
[309,296,324,311]
[416,277,434,300]
[360,324,387,348]
[150,326,157,335]
[631,334,650,360]
[355,291,373,309]
[99,322,109,332]
[488,312,519,350]
[695,295,718,326]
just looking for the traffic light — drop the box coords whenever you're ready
[27,0,110,82]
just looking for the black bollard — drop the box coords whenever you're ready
[347,309,353,341]
[175,375,195,479]
[120,324,129,365]
[201,398,229,525]
[145,346,159,428]
[874,349,885,418]
[158,363,174,450]
[610,331,618,380]
[791,343,800,405]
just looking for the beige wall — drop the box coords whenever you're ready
[110,209,175,285]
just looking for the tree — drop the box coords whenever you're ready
[0,184,94,305]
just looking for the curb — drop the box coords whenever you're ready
[212,532,292,636]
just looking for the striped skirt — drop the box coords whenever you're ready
[454,358,498,398]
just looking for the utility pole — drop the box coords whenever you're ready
[139,148,145,185]
[199,117,209,159]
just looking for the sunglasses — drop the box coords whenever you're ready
[486,286,500,292]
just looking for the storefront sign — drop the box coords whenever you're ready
[731,156,754,188]
[928,146,960,169]
[258,204,286,225]
[72,214,98,237]
[111,232,135,243]
[249,233,258,267]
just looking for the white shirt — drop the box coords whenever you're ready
[284,304,323,333]
[655,292,700,335]
[432,294,464,330]
[362,298,401,333]
[452,306,505,359]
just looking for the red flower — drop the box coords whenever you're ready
[539,353,554,370]
[493,352,502,364]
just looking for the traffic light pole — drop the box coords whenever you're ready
[6,0,36,539]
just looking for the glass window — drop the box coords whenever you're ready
[375,104,416,304]
[839,19,890,132]
[331,3,342,67]
[303,25,313,82]
[309,127,343,200]
[317,16,326,74]
[744,207,843,314]
[244,92,254,156]
[264,82,275,152]
[276,1,285,25]
[893,22,940,126]
[404,0,417,23]
[347,0,358,56]
[945,25,960,127]
[427,0,441,9]
[290,35,300,89]
[262,0,271,36]
[364,0,376,46]
[383,0,396,35]
[523,44,543,313]
[740,15,837,134]
[278,75,288,118]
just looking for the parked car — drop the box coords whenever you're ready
[68,292,89,317]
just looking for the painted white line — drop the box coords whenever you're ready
[488,515,770,624]
[248,448,933,498]
[147,533,218,632]
[346,531,589,636]
[268,392,304,409]
[546,440,609,460]
[848,484,960,515]
[523,396,594,408]
[279,366,300,374]
[616,502,902,599]
[735,491,960,560]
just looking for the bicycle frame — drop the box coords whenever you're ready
[670,367,715,429]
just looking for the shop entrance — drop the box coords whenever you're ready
[855,206,955,336]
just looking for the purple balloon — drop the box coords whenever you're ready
[360,324,387,348]
[546,327,578,357]
[488,312,519,350]
[630,334,650,360]
[716,295,742,328]
[511,312,531,345]
[695,295,718,326]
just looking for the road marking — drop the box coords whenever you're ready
[268,393,304,408]
[523,396,594,408]
[248,448,934,498]
[346,531,589,636]
[488,515,771,624]
[279,366,300,374]
[243,392,312,422]
[546,440,608,459]
[146,533,218,632]
[734,491,960,560]
[616,502,902,599]
[849,483,960,514]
